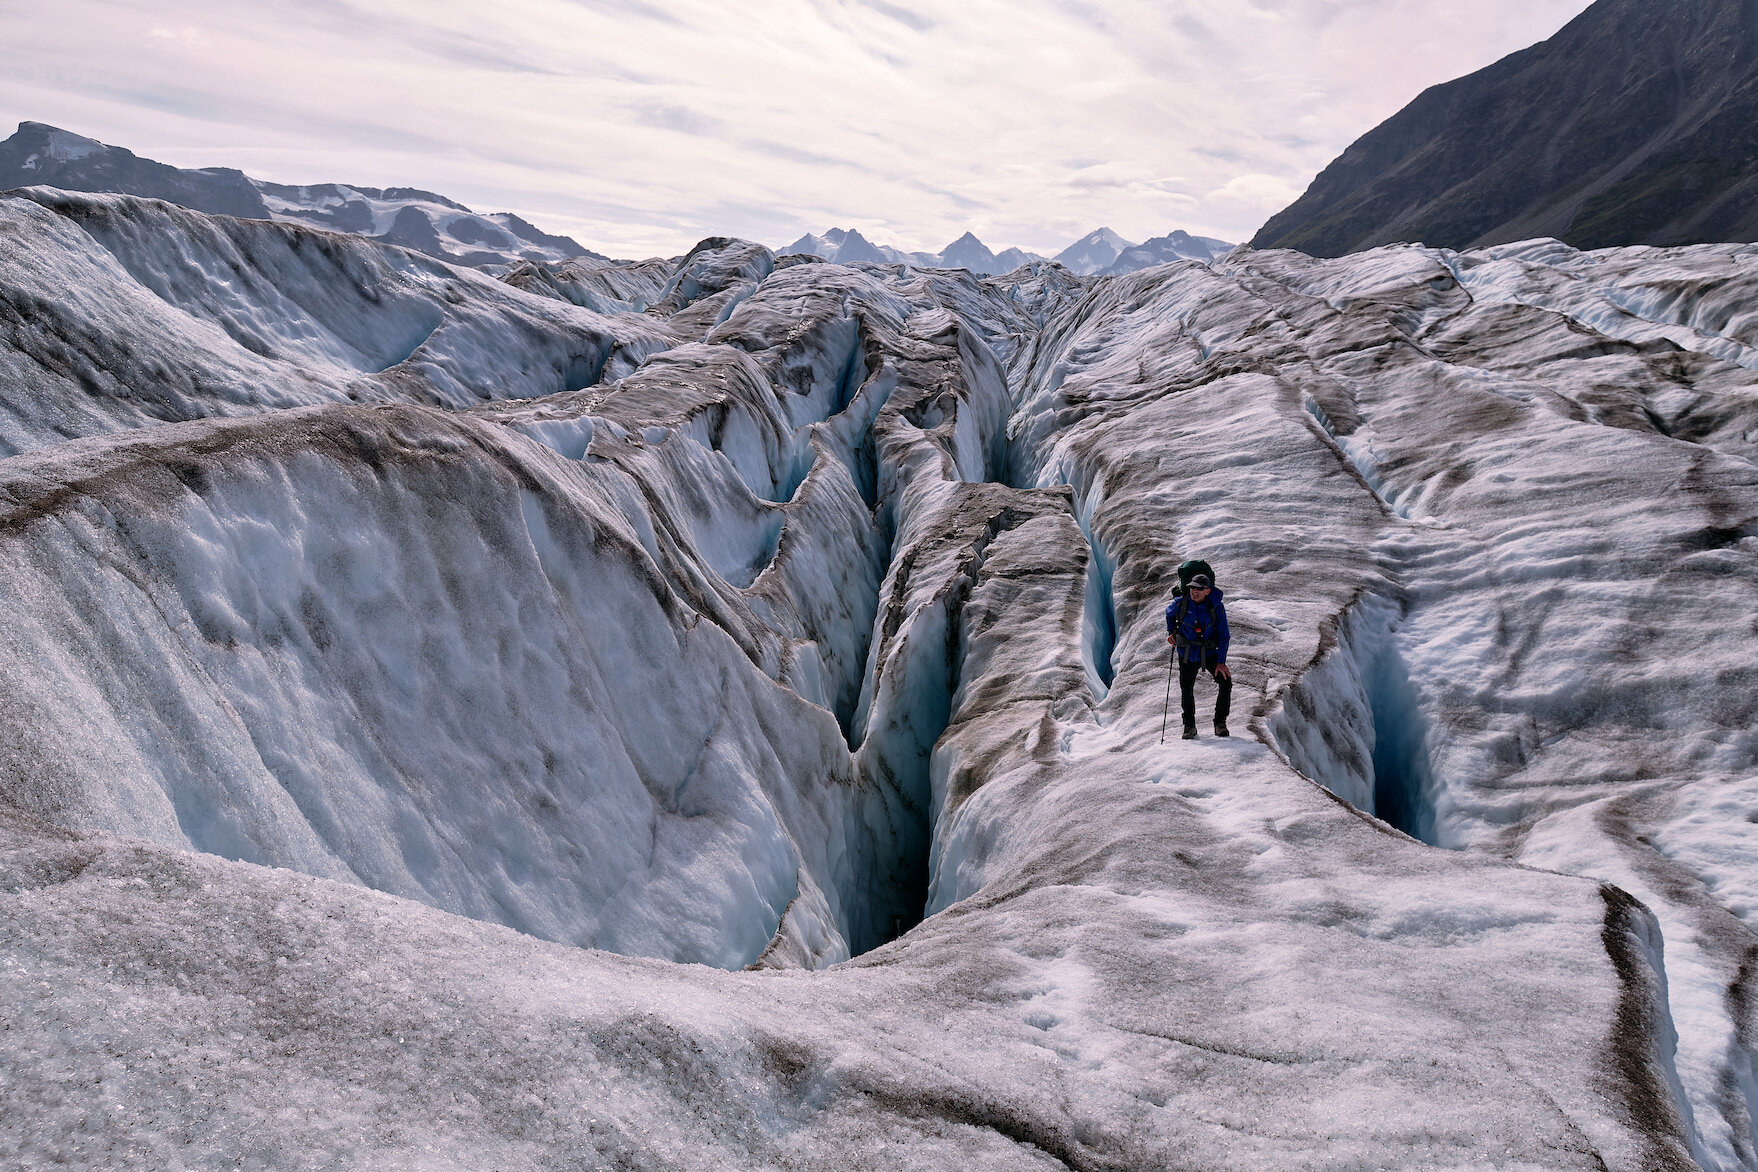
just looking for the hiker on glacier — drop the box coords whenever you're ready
[1166,568,1231,740]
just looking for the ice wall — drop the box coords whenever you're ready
[0,407,879,968]
[0,222,1044,971]
[2,201,1753,1168]
[1002,238,1758,1167]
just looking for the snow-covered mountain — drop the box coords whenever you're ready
[1052,226,1136,274]
[780,227,898,265]
[0,121,603,266]
[1,181,1755,1168]
[780,226,1050,274]
[781,225,1232,276]
[1098,229,1235,272]
[1054,227,1236,275]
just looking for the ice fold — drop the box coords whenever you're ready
[0,189,675,458]
[1,207,1755,1168]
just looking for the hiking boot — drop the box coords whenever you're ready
[1182,723,1198,740]
[1214,722,1230,738]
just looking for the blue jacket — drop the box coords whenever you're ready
[1166,588,1229,665]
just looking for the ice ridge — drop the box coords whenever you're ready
[0,193,1754,1169]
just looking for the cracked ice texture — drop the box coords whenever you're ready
[0,192,1753,1170]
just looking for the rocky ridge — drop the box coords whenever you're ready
[0,121,605,267]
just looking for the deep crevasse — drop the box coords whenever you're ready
[2,203,1756,1168]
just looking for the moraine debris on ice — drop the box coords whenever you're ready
[0,186,1755,1170]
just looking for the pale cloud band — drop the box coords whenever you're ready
[2,0,1594,257]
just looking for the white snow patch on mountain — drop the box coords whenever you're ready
[42,126,103,163]
[1053,226,1137,275]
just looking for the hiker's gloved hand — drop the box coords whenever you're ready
[1215,663,1232,681]
[1167,635,1176,645]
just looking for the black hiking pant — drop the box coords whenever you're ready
[1180,654,1231,729]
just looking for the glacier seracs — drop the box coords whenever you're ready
[0,188,672,458]
[0,190,1754,1170]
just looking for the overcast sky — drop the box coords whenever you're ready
[3,0,1596,257]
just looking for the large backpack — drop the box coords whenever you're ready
[1171,558,1216,599]
[1169,559,1221,653]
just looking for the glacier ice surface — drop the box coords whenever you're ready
[0,202,1755,1170]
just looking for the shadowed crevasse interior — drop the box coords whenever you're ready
[10,194,1758,1165]
[1266,596,1442,844]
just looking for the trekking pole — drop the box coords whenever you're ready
[1160,647,1174,743]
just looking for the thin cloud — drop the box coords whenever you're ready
[148,27,212,48]
[561,0,687,25]
[744,139,867,171]
[629,101,723,137]
[855,0,935,34]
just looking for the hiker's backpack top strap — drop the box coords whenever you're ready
[1171,594,1190,650]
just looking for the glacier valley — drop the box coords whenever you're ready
[1,187,1756,1170]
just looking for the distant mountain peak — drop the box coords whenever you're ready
[778,226,1040,274]
[1097,231,1235,275]
[939,232,997,271]
[0,120,269,219]
[0,121,601,266]
[830,228,886,263]
[1073,227,1133,250]
[778,223,1229,276]
[16,122,105,164]
[1055,228,1138,275]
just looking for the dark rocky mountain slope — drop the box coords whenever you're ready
[0,120,270,219]
[1253,0,1758,255]
[0,121,600,265]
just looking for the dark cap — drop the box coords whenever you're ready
[1189,574,1213,590]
